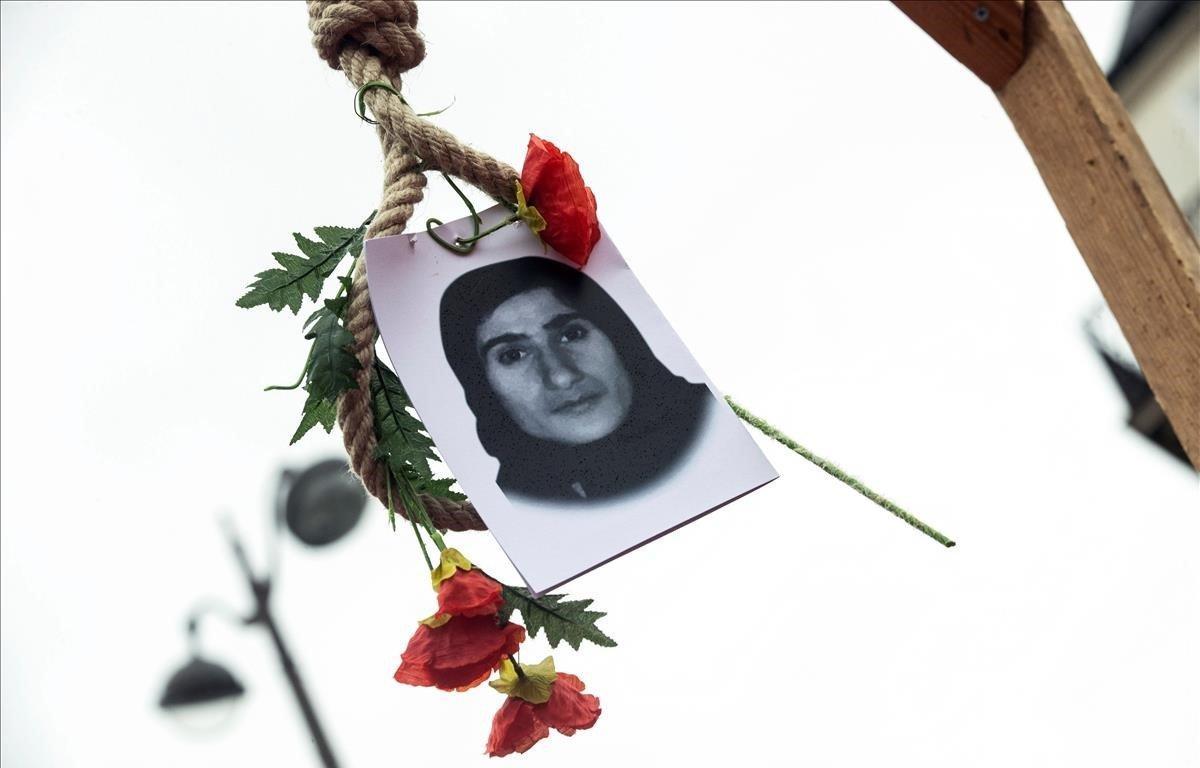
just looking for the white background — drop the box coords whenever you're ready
[2,2,1197,767]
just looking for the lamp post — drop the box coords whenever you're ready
[159,459,367,768]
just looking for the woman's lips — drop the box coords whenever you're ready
[553,392,602,414]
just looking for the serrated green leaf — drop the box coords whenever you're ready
[413,476,467,502]
[291,391,338,444]
[236,217,370,315]
[379,436,435,479]
[304,311,360,402]
[303,304,326,332]
[372,362,435,478]
[302,296,348,333]
[294,233,326,262]
[314,225,357,248]
[371,360,466,506]
[235,252,325,314]
[499,587,617,650]
[272,252,310,273]
[323,295,349,319]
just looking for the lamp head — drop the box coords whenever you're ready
[283,458,367,546]
[159,656,245,709]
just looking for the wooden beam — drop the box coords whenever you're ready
[893,0,1025,89]
[994,1,1200,468]
[894,0,1200,468]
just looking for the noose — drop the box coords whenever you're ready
[305,0,957,546]
[307,0,517,531]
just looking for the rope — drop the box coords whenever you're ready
[307,0,520,531]
[306,2,958,547]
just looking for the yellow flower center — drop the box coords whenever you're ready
[489,656,556,704]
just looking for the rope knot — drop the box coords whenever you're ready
[308,0,426,76]
[302,0,518,532]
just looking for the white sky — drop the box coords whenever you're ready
[2,2,1197,767]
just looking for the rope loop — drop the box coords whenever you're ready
[305,0,524,532]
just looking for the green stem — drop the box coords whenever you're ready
[416,96,455,117]
[392,469,447,552]
[264,346,313,392]
[355,81,404,125]
[390,472,432,570]
[325,254,358,301]
[415,499,447,552]
[726,396,956,548]
[453,212,519,245]
[263,240,362,392]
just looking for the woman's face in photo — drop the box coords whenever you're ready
[476,287,634,445]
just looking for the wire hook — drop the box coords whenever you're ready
[426,173,482,255]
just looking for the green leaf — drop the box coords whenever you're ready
[303,297,350,334]
[323,295,349,319]
[236,217,370,315]
[371,360,466,505]
[315,225,361,255]
[372,361,434,475]
[412,476,467,502]
[291,391,338,444]
[498,587,617,650]
[304,310,360,402]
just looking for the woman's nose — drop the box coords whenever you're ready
[540,349,583,390]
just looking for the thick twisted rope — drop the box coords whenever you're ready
[308,0,519,531]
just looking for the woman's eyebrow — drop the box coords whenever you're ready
[542,312,583,331]
[480,332,528,358]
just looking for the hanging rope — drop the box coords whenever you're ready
[304,1,958,548]
[307,0,517,531]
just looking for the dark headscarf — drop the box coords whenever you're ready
[440,256,711,502]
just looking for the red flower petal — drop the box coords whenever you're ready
[486,697,550,757]
[520,134,557,194]
[438,568,504,617]
[520,134,600,267]
[535,673,601,736]
[394,654,500,692]
[394,616,525,692]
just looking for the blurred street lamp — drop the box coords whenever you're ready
[284,458,366,546]
[159,459,367,768]
[160,657,245,707]
[159,654,245,732]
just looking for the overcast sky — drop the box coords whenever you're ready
[3,2,1197,767]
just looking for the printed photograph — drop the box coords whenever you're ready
[367,206,777,592]
[439,255,716,504]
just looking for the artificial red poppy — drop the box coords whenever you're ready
[486,658,602,757]
[438,566,504,618]
[520,134,601,268]
[394,615,525,692]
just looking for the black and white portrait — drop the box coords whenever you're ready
[367,206,776,593]
[439,256,714,504]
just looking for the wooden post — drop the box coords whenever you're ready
[895,0,1200,469]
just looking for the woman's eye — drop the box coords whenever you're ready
[560,325,588,343]
[497,348,527,366]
